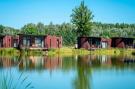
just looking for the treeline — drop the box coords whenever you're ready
[0,22,135,46]
[0,25,19,35]
[92,22,135,38]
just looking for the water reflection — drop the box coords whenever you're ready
[19,55,62,71]
[1,55,135,70]
[0,54,135,89]
[73,55,92,89]
[0,56,20,68]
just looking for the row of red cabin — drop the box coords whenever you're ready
[77,37,135,49]
[0,35,135,49]
[0,34,62,49]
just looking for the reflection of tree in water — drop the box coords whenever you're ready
[73,55,92,89]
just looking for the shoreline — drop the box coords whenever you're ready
[0,47,135,56]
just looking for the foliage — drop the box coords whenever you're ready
[71,1,93,36]
[0,25,19,35]
[21,23,38,35]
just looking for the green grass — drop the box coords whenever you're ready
[0,47,135,56]
[0,48,20,56]
[89,48,121,55]
[47,47,90,56]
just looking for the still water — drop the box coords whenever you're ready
[0,54,135,89]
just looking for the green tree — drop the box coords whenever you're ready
[0,25,5,34]
[37,22,45,35]
[21,23,37,34]
[71,1,93,36]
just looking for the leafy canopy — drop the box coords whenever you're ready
[71,1,93,36]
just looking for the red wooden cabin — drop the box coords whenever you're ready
[19,34,62,50]
[111,37,134,48]
[0,35,12,48]
[0,35,19,48]
[77,37,111,49]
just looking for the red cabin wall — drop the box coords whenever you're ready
[77,37,90,49]
[45,35,51,49]
[3,36,12,48]
[51,36,57,48]
[116,38,125,48]
[45,35,62,49]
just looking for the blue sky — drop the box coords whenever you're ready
[0,0,135,28]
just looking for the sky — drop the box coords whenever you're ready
[0,0,135,29]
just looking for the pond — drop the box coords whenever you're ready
[0,54,135,89]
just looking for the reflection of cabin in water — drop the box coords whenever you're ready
[19,34,62,50]
[0,56,20,67]
[111,37,134,48]
[77,37,111,49]
[18,56,62,70]
[44,56,62,70]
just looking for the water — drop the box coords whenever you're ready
[0,55,135,89]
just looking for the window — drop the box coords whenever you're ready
[35,37,44,47]
[23,37,30,47]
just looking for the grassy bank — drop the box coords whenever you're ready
[48,48,135,56]
[48,47,90,56]
[0,47,135,56]
[0,48,20,56]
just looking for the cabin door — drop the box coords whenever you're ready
[133,40,135,48]
[0,38,3,47]
[57,39,59,48]
[23,37,30,47]
[101,42,108,48]
[50,39,52,48]
[13,39,18,48]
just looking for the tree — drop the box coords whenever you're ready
[0,25,5,34]
[37,22,45,35]
[21,23,37,34]
[71,1,93,36]
[47,22,55,35]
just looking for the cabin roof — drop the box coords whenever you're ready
[111,37,134,39]
[0,34,12,36]
[78,36,101,38]
[18,34,47,37]
[78,36,135,39]
[18,34,62,38]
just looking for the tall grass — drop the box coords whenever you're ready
[0,48,20,56]
[0,69,34,89]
